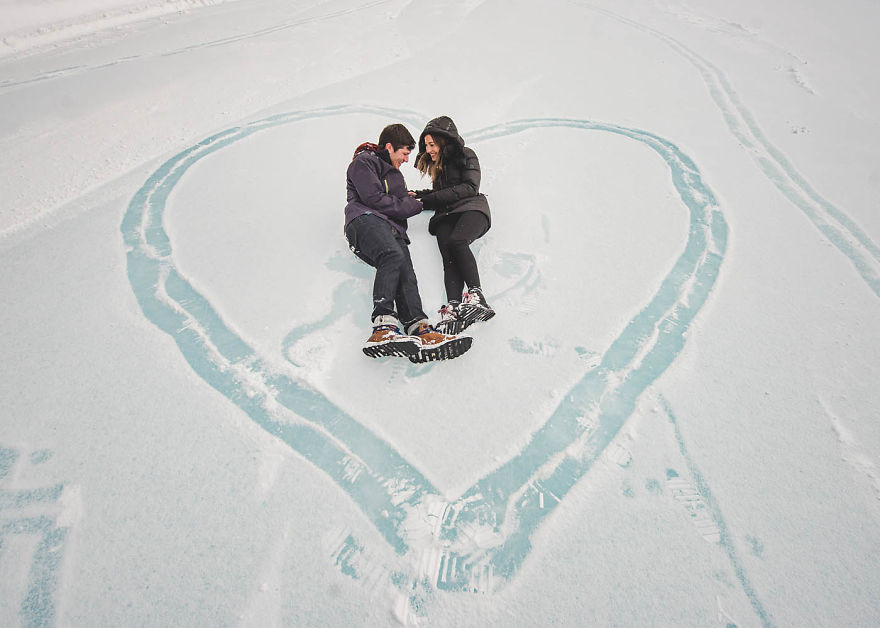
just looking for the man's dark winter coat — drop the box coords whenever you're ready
[344,147,423,243]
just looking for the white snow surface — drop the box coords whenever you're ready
[2,0,880,625]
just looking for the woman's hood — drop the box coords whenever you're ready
[418,116,465,153]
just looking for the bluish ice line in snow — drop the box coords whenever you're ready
[589,5,880,299]
[0,444,69,628]
[122,105,727,594]
[659,396,774,628]
[6,518,68,628]
[436,116,727,586]
[124,105,437,556]
[282,279,362,365]
[0,445,18,479]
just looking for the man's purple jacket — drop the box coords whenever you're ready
[344,146,423,243]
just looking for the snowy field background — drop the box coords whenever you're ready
[2,0,879,625]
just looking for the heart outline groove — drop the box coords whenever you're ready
[122,104,727,596]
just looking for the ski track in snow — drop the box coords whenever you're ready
[821,397,880,504]
[587,5,880,301]
[658,396,773,628]
[121,103,729,620]
[0,0,233,58]
[0,0,394,91]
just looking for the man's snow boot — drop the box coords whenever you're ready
[407,321,472,363]
[363,316,420,358]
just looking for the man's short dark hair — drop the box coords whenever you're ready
[378,124,415,151]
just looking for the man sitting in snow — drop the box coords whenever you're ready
[343,123,472,362]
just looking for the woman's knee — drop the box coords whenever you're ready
[449,235,474,250]
[447,239,475,259]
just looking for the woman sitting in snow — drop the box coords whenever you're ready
[413,116,495,335]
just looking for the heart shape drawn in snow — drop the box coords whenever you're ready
[122,104,727,596]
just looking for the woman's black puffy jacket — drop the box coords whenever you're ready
[415,116,491,236]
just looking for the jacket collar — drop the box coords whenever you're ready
[352,142,393,166]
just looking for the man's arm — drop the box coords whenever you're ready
[349,158,422,219]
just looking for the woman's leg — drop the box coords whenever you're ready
[433,218,464,302]
[434,212,489,302]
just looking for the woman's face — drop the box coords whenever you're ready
[424,134,440,162]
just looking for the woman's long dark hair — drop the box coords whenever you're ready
[416,134,447,183]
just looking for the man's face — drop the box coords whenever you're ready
[385,143,411,169]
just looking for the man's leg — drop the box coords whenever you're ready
[345,214,406,321]
[391,233,428,330]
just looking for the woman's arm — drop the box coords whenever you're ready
[419,149,481,211]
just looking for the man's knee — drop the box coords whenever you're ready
[375,245,405,269]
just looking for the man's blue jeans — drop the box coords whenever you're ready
[345,214,427,328]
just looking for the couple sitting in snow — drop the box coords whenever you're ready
[344,117,494,363]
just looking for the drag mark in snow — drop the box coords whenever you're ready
[821,397,880,502]
[163,0,394,54]
[665,469,721,543]
[508,337,559,357]
[282,278,364,367]
[659,396,773,628]
[589,6,880,300]
[122,105,726,605]
[0,444,72,628]
[488,251,544,314]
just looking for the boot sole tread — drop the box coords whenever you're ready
[363,339,420,358]
[408,336,473,363]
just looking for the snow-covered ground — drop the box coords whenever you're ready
[2,0,879,625]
